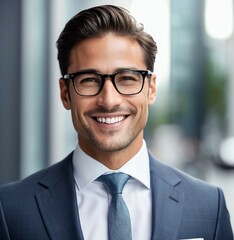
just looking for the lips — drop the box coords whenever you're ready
[96,116,125,124]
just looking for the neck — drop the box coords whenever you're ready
[79,136,143,170]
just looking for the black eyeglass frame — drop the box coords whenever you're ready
[62,69,152,96]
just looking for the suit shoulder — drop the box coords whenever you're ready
[149,155,225,215]
[0,152,73,195]
[150,154,219,194]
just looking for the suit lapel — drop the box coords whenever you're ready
[34,151,184,240]
[35,153,84,240]
[149,154,184,240]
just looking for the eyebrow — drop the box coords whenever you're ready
[69,67,141,75]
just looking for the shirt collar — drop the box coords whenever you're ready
[73,140,151,190]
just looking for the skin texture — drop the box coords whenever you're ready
[60,34,156,169]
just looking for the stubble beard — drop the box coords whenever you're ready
[82,123,143,154]
[78,106,146,154]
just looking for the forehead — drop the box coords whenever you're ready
[68,35,146,73]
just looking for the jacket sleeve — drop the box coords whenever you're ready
[214,188,233,240]
[0,200,11,240]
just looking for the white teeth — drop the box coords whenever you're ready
[96,116,125,124]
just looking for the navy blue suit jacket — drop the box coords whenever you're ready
[0,152,233,240]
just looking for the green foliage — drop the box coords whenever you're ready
[204,61,227,119]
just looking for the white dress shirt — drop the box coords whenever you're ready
[73,140,152,240]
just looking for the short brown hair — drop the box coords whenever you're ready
[56,5,158,75]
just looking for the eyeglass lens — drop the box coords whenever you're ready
[73,70,145,96]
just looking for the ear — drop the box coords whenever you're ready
[148,74,156,105]
[59,78,71,110]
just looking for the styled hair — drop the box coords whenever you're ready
[56,5,157,75]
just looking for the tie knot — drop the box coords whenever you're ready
[98,173,130,196]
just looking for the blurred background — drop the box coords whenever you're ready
[0,0,233,228]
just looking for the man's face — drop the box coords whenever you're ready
[60,35,156,161]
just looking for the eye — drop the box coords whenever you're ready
[120,75,137,81]
[80,77,100,84]
[75,74,101,86]
[116,71,141,84]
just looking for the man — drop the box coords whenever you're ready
[0,5,233,240]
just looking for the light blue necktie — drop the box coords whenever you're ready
[98,173,132,240]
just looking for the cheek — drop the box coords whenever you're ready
[70,106,80,132]
[69,99,84,129]
[69,97,93,128]
[133,94,149,119]
[141,93,151,120]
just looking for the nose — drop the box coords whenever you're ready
[96,79,122,109]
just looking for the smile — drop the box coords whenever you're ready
[96,116,126,124]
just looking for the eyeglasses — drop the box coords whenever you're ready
[63,69,152,96]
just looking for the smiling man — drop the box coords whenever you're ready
[60,35,156,169]
[0,5,233,240]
